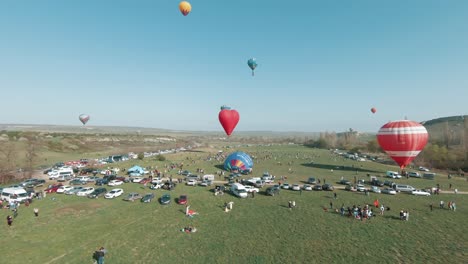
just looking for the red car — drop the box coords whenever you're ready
[45,184,64,193]
[177,195,188,205]
[140,178,151,185]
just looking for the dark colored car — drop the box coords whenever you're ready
[307,177,317,184]
[87,187,107,198]
[322,184,334,191]
[141,193,155,203]
[26,179,46,188]
[371,179,384,187]
[177,195,188,205]
[312,185,323,191]
[43,168,53,174]
[140,178,151,185]
[95,178,109,186]
[160,193,171,205]
[338,179,351,185]
[266,185,280,196]
[69,179,87,185]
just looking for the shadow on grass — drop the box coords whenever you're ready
[301,163,381,173]
[214,164,225,171]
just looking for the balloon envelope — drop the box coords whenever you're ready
[224,151,253,172]
[179,1,191,16]
[377,120,428,170]
[371,108,377,114]
[79,114,90,125]
[219,107,240,136]
[247,58,257,70]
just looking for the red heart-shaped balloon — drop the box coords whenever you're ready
[219,109,240,136]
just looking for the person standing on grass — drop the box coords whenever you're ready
[333,192,337,199]
[329,200,333,209]
[97,246,107,264]
[6,215,13,227]
[380,205,385,215]
[430,203,433,211]
[34,208,39,217]
[440,200,445,209]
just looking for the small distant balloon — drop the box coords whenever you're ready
[247,58,258,76]
[179,1,191,16]
[79,114,90,125]
[371,107,377,114]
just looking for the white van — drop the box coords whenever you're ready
[1,187,29,203]
[202,174,215,181]
[230,183,248,198]
[49,167,74,180]
[386,171,401,179]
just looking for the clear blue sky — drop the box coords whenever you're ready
[0,1,467,133]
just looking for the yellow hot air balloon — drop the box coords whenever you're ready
[179,1,192,16]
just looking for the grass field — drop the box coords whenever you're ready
[1,145,467,264]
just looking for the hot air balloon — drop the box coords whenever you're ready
[79,114,90,125]
[179,1,191,16]
[371,108,377,114]
[224,151,253,172]
[377,120,428,171]
[247,58,257,76]
[219,105,240,136]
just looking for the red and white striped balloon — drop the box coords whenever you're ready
[377,120,428,170]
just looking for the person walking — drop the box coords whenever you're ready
[333,192,337,199]
[288,201,292,210]
[34,208,39,217]
[329,200,333,209]
[6,215,13,227]
[97,246,107,264]
[380,205,385,215]
[430,203,433,211]
[440,200,445,209]
[292,200,296,209]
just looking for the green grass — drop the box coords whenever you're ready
[1,145,467,263]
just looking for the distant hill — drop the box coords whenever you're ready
[421,115,467,145]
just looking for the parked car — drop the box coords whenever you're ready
[313,185,323,191]
[105,188,124,199]
[370,186,381,193]
[291,184,301,191]
[45,184,64,193]
[141,193,155,203]
[25,179,46,188]
[76,187,95,196]
[381,188,397,195]
[140,178,151,185]
[56,185,73,194]
[356,184,368,192]
[322,184,334,191]
[177,195,188,205]
[412,189,431,196]
[244,186,260,193]
[419,166,430,172]
[281,183,290,190]
[199,180,213,187]
[266,186,280,196]
[123,192,142,202]
[339,179,351,185]
[370,179,384,187]
[345,185,357,191]
[160,193,171,205]
[408,172,421,178]
[108,180,124,186]
[65,186,84,195]
[180,170,191,176]
[307,177,317,184]
[87,187,107,198]
[131,177,143,183]
[95,178,109,186]
[69,179,87,185]
[186,179,197,186]
[303,184,312,191]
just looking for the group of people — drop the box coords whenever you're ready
[338,204,376,220]
[399,210,410,221]
[92,247,107,264]
[439,200,457,211]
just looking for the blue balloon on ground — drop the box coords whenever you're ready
[224,151,254,172]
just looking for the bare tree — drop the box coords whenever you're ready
[0,142,18,184]
[25,139,39,178]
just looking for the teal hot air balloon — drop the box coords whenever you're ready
[247,58,257,76]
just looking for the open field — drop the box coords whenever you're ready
[1,145,467,263]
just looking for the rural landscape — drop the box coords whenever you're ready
[1,115,467,263]
[1,1,468,264]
